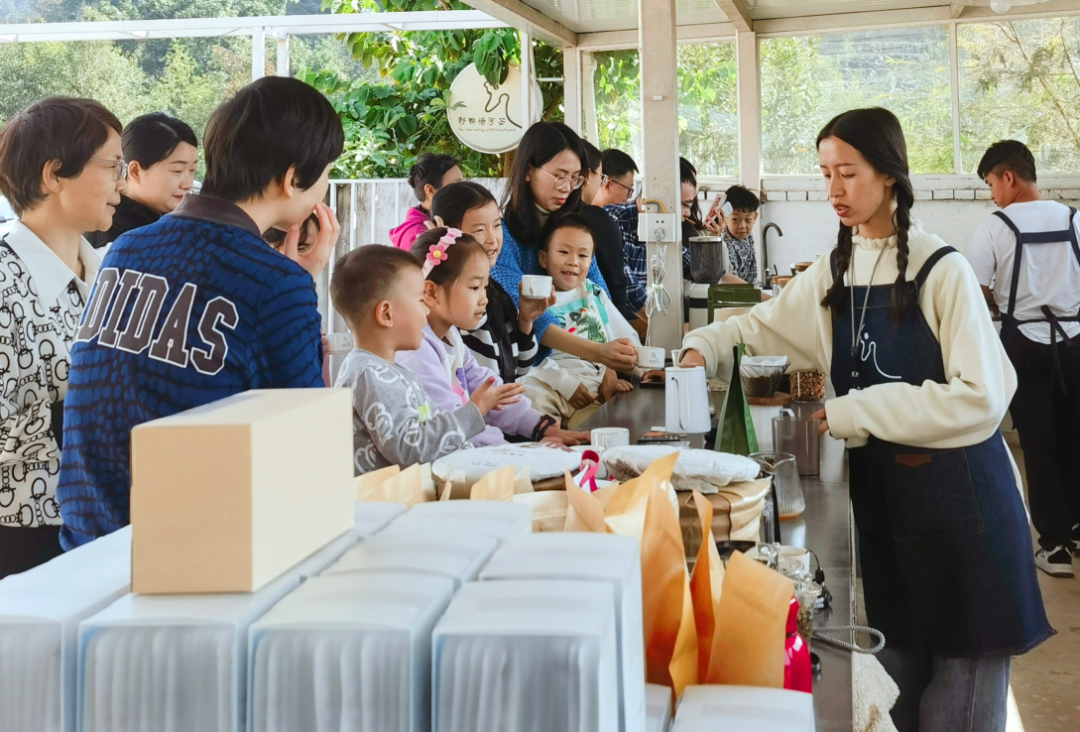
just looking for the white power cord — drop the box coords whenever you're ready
[645,245,672,348]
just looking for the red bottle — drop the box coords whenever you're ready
[784,595,812,693]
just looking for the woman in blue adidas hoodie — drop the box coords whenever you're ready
[493,122,637,373]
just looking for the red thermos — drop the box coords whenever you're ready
[784,595,812,693]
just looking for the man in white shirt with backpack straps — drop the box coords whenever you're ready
[968,139,1080,578]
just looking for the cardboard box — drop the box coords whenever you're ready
[131,389,354,594]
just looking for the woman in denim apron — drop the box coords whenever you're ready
[680,108,1050,731]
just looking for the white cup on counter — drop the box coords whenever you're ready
[636,346,666,369]
[520,275,553,300]
[590,427,630,450]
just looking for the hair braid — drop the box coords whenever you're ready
[889,187,915,322]
[821,224,854,313]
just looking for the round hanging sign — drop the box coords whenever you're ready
[447,62,542,154]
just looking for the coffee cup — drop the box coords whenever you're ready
[636,346,666,369]
[521,275,553,300]
[590,427,630,450]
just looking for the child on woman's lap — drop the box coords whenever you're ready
[523,215,641,429]
[396,227,586,446]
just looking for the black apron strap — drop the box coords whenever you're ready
[993,211,1025,322]
[911,246,958,298]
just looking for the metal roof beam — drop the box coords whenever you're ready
[462,0,577,47]
[713,0,753,33]
[578,22,735,51]
[0,11,506,43]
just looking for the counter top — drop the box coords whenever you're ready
[579,385,855,731]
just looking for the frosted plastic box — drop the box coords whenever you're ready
[77,533,356,732]
[671,685,815,732]
[645,684,672,732]
[248,571,455,732]
[0,527,131,732]
[478,533,645,732]
[381,500,532,541]
[432,579,619,732]
[353,501,407,537]
[322,532,497,588]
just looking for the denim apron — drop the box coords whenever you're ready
[831,246,1051,657]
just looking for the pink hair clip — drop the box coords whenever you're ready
[423,228,463,276]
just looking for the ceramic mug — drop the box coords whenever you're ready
[665,366,712,434]
[590,427,630,450]
[636,346,666,369]
[521,275,553,300]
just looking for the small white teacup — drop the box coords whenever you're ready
[636,346,666,369]
[521,275,553,300]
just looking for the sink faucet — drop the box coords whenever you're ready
[763,223,783,280]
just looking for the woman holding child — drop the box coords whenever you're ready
[493,122,637,374]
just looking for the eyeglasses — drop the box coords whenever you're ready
[90,157,127,181]
[607,176,637,202]
[534,166,585,192]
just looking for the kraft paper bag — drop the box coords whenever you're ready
[719,478,771,541]
[706,550,794,688]
[602,452,697,698]
[513,490,569,532]
[689,490,725,682]
[470,464,515,502]
[382,463,424,506]
[513,466,534,494]
[563,470,607,533]
[355,465,401,501]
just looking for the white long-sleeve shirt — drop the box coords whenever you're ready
[682,221,1016,450]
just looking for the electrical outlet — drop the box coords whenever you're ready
[637,213,679,244]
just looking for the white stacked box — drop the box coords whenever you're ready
[381,501,531,541]
[353,501,407,537]
[248,571,455,732]
[671,685,815,732]
[0,527,131,732]
[77,532,356,732]
[478,533,645,732]
[645,685,672,732]
[432,580,619,732]
[321,532,497,588]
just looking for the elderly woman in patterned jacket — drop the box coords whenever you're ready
[0,97,120,577]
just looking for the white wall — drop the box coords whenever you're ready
[759,198,999,270]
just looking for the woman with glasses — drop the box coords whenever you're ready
[0,97,119,576]
[86,112,198,250]
[493,122,637,373]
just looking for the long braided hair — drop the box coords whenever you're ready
[818,108,916,323]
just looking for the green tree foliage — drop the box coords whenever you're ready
[301,0,563,178]
[591,43,737,176]
[960,17,1080,173]
[760,28,953,176]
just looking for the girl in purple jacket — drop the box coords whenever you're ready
[396,228,587,446]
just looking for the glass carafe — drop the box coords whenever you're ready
[750,451,806,519]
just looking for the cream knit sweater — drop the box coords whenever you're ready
[682,221,1017,450]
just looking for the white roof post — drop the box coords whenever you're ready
[562,45,581,134]
[251,26,265,81]
[276,34,290,77]
[638,0,682,352]
[736,29,762,280]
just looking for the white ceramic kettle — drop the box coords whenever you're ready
[665,366,712,434]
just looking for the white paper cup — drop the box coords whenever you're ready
[636,346,666,369]
[590,427,630,450]
[671,349,681,365]
[521,275,553,299]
